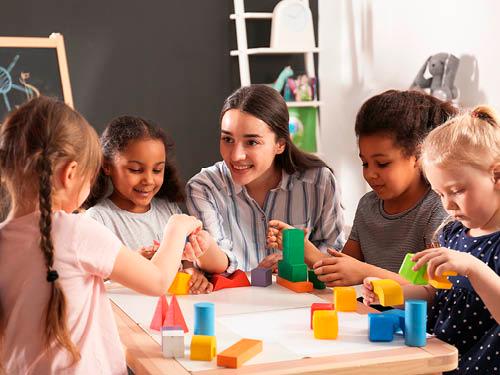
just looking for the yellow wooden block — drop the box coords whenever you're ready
[190,335,216,361]
[168,272,192,295]
[333,286,357,312]
[313,310,338,339]
[371,279,404,306]
[428,271,457,289]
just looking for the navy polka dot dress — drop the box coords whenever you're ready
[428,221,500,374]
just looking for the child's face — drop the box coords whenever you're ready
[220,109,285,188]
[105,138,166,213]
[425,163,500,234]
[359,134,421,203]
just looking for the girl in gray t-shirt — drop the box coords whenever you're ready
[84,116,228,293]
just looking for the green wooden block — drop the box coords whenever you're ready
[308,270,326,289]
[282,229,305,265]
[398,253,428,285]
[278,260,307,282]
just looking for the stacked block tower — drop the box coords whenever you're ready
[277,228,312,292]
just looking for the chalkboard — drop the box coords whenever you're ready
[0,33,73,122]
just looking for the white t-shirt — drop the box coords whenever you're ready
[85,198,181,250]
[0,211,126,374]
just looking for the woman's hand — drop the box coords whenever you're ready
[182,230,213,262]
[361,277,381,306]
[312,249,367,287]
[183,267,213,294]
[267,219,294,250]
[411,247,478,279]
[258,253,283,272]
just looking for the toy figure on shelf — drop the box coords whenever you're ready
[410,53,460,102]
[286,74,316,102]
[272,66,294,94]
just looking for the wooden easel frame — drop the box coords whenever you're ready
[0,33,73,108]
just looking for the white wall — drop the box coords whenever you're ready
[318,0,500,225]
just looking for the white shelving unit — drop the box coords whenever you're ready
[230,0,321,153]
[230,0,317,91]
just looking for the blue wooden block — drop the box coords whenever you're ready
[251,267,272,287]
[368,314,394,342]
[382,309,405,334]
[194,302,215,336]
[405,300,427,347]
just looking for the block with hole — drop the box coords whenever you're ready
[168,272,192,295]
[190,335,217,361]
[370,279,404,306]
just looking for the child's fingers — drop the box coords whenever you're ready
[427,254,449,278]
[182,243,196,261]
[190,274,204,294]
[411,250,439,271]
[327,248,343,257]
[363,277,377,291]
[206,282,213,293]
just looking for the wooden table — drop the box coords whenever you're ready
[111,288,458,375]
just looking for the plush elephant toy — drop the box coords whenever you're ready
[411,53,460,101]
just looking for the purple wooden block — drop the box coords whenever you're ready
[251,267,272,287]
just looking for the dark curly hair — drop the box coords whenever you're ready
[84,116,185,208]
[355,90,458,158]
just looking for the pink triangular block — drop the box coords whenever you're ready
[163,295,188,333]
[150,295,168,331]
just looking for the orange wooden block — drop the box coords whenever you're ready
[217,338,263,368]
[276,276,313,293]
[428,271,458,289]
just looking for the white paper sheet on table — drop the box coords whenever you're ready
[217,308,406,357]
[107,283,410,372]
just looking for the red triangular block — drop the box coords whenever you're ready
[163,295,188,333]
[212,270,251,291]
[150,295,168,331]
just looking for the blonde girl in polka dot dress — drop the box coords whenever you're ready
[363,105,500,374]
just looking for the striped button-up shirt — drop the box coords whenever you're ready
[186,161,346,272]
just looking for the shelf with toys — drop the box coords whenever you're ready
[230,0,321,153]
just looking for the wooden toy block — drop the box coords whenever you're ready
[150,295,168,331]
[212,270,251,291]
[161,326,184,358]
[308,270,325,289]
[333,286,357,312]
[277,260,308,282]
[168,272,192,295]
[194,302,215,336]
[427,271,457,289]
[282,228,305,264]
[405,300,427,347]
[310,302,333,329]
[371,279,404,306]
[313,310,338,339]
[276,276,313,293]
[164,295,188,333]
[398,253,428,285]
[190,335,216,361]
[368,314,394,342]
[251,267,272,287]
[382,309,405,334]
[217,338,263,368]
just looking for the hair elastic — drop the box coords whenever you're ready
[47,269,59,283]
